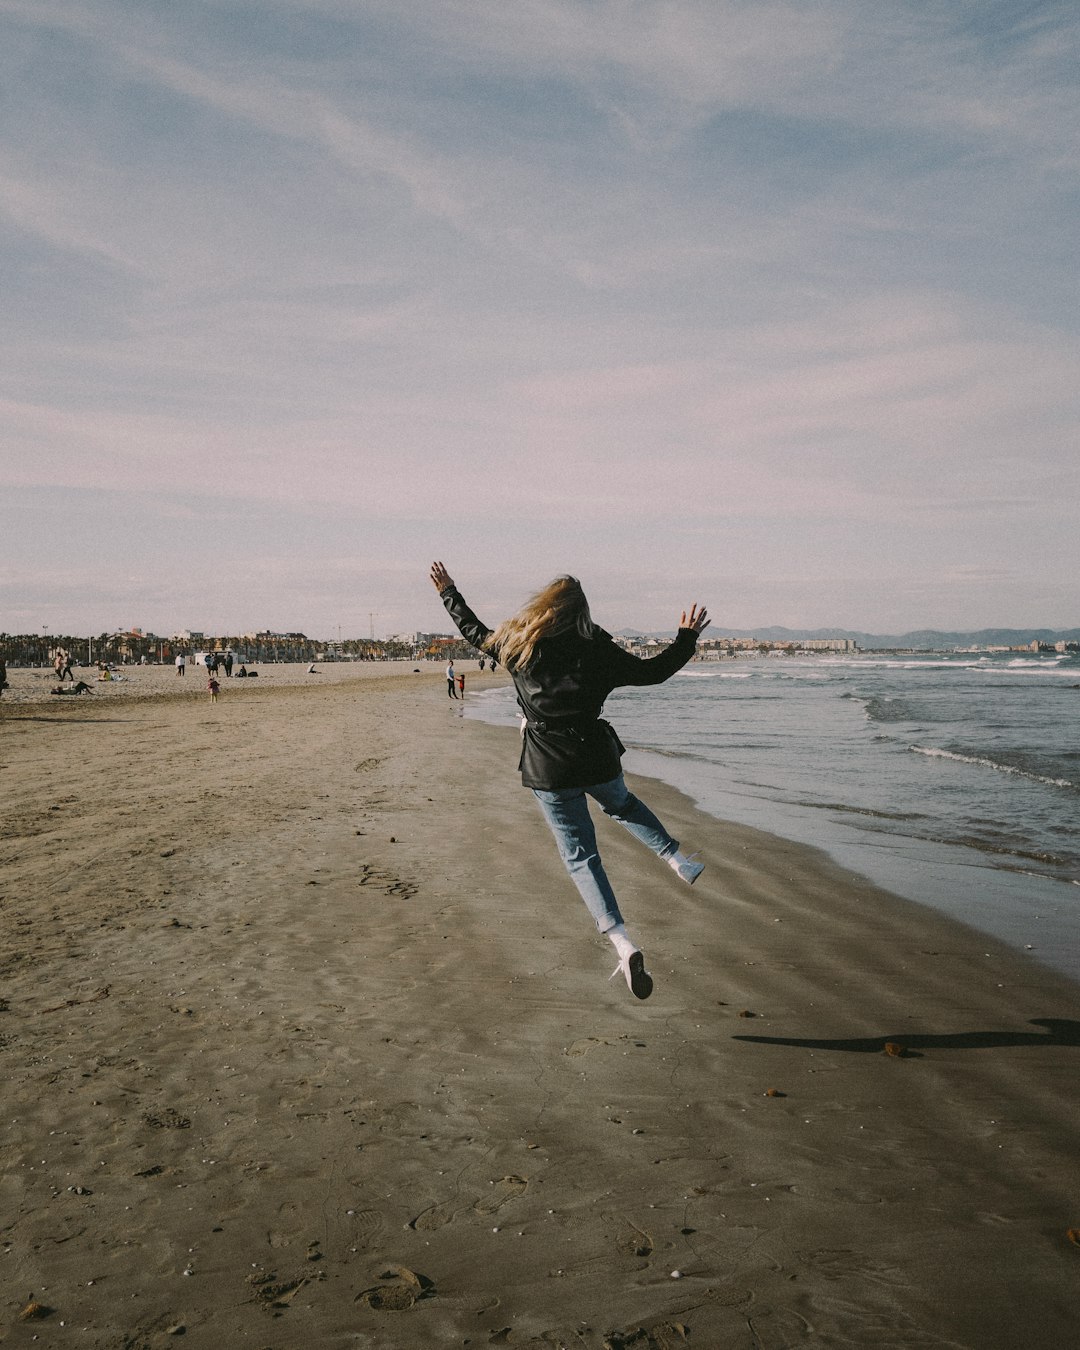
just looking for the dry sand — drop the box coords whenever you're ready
[2,665,1079,1348]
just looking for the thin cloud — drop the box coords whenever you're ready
[1,0,1077,634]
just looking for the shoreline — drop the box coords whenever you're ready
[2,673,1079,1346]
[463,683,1080,986]
[629,741,1080,987]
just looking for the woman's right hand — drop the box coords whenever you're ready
[680,603,709,633]
[430,561,455,592]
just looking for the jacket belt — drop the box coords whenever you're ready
[523,717,601,734]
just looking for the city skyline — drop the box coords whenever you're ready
[10,619,1080,650]
[2,2,1077,636]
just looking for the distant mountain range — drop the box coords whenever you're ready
[619,627,1080,650]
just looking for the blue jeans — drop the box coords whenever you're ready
[532,774,679,932]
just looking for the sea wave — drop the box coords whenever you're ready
[813,801,930,823]
[860,659,987,671]
[977,662,1076,678]
[909,745,1075,789]
[863,695,929,723]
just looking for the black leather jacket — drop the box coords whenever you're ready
[440,585,699,790]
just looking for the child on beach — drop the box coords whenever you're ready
[208,676,220,703]
[429,561,709,999]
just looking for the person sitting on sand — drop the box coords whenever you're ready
[429,561,709,1000]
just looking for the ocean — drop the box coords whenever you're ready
[467,651,1080,983]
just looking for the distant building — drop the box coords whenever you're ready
[244,630,311,642]
[619,634,858,657]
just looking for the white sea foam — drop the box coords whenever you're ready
[910,745,1074,789]
[989,659,1074,676]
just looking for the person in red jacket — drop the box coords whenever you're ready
[430,561,708,1000]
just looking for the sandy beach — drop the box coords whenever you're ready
[2,665,1078,1348]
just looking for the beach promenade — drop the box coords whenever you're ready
[2,667,1078,1347]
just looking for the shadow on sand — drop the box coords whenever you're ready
[0,715,132,725]
[733,1017,1080,1057]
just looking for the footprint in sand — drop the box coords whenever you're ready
[616,1221,654,1260]
[347,1208,386,1247]
[603,1322,690,1349]
[357,863,418,900]
[268,1200,303,1249]
[355,1264,434,1311]
[410,1200,462,1232]
[566,1037,610,1058]
[247,1272,310,1310]
[473,1175,528,1216]
[142,1106,191,1130]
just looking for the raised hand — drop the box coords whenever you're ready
[430,561,455,592]
[679,603,709,634]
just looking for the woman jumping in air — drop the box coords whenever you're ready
[430,561,709,1000]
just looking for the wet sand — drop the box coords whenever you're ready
[2,667,1079,1347]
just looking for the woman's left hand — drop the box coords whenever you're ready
[430,561,455,592]
[680,603,709,633]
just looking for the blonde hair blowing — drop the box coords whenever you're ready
[490,575,595,670]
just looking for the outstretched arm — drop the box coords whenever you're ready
[609,601,710,687]
[428,561,494,651]
[430,560,454,593]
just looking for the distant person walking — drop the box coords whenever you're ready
[176,653,186,676]
[446,660,457,698]
[0,656,7,698]
[430,561,709,1000]
[208,675,220,704]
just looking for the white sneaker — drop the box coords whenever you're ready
[667,850,704,885]
[609,950,653,1000]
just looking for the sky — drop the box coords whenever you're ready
[1,0,1077,639]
